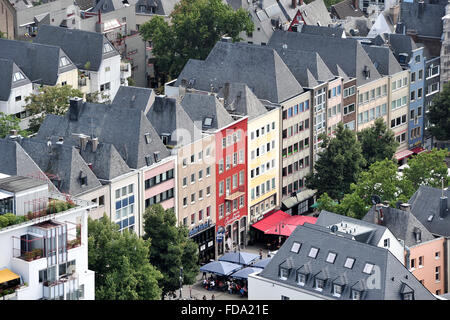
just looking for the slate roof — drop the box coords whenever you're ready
[297,0,333,26]
[135,0,180,15]
[175,41,304,104]
[35,99,171,170]
[408,186,450,237]
[268,31,381,85]
[146,95,203,146]
[268,45,336,87]
[362,206,436,248]
[217,83,269,121]
[179,92,235,131]
[256,223,436,300]
[34,25,119,72]
[19,139,102,196]
[297,24,345,38]
[0,175,47,193]
[0,39,76,86]
[362,44,404,76]
[315,210,387,247]
[397,2,446,39]
[112,86,155,115]
[330,0,364,19]
[0,58,31,101]
[75,0,95,10]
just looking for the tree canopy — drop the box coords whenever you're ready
[24,85,83,133]
[143,204,199,298]
[306,122,366,200]
[0,112,29,138]
[427,82,450,140]
[357,118,399,169]
[139,0,254,82]
[88,215,163,300]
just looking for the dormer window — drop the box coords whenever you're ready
[79,171,87,186]
[161,133,170,145]
[103,43,114,54]
[145,133,152,144]
[333,284,343,297]
[297,272,307,286]
[403,292,414,300]
[314,278,325,291]
[279,267,289,280]
[154,151,160,163]
[13,72,25,82]
[145,155,153,166]
[351,289,361,300]
[59,56,71,67]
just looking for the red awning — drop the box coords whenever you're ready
[252,210,317,237]
[411,147,426,154]
[395,149,414,161]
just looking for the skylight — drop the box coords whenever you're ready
[203,117,213,127]
[344,257,355,269]
[103,43,114,54]
[290,242,301,253]
[363,263,374,274]
[326,252,337,264]
[308,247,319,259]
[13,72,25,82]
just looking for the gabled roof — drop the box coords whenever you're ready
[217,83,269,121]
[0,58,31,101]
[257,223,436,300]
[297,24,345,38]
[135,0,180,15]
[175,41,304,104]
[19,139,102,196]
[408,186,450,237]
[112,86,155,115]
[268,31,381,85]
[35,99,171,170]
[330,0,364,19]
[146,95,203,146]
[297,0,332,27]
[179,92,235,131]
[34,25,119,71]
[268,45,336,87]
[397,2,445,39]
[362,206,435,248]
[0,138,58,192]
[362,45,403,76]
[0,39,75,86]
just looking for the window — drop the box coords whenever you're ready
[182,158,187,167]
[219,159,224,173]
[191,173,195,184]
[198,170,203,181]
[279,267,289,280]
[435,266,441,281]
[326,252,337,264]
[199,189,203,200]
[281,295,290,300]
[291,242,301,253]
[333,284,342,297]
[383,238,390,248]
[182,177,187,187]
[427,65,439,78]
[191,193,195,203]
[343,104,355,115]
[103,43,114,53]
[183,197,187,207]
[13,72,25,82]
[435,251,440,259]
[206,186,211,196]
[344,257,355,269]
[308,247,319,258]
[410,258,416,269]
[297,273,306,286]
[363,263,374,274]
[314,278,324,291]
[59,56,71,67]
[206,166,211,177]
[418,256,423,267]
[352,290,361,300]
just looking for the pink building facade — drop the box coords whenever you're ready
[143,157,176,211]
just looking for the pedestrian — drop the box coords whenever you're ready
[202,295,207,300]
[228,281,233,294]
[210,279,215,290]
[211,294,215,300]
[202,271,207,280]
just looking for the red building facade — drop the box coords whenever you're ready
[215,117,248,255]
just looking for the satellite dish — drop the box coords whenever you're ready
[371,195,381,205]
[330,225,339,233]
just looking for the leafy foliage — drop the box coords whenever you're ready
[143,204,199,298]
[428,82,450,140]
[88,215,163,300]
[0,112,29,138]
[306,122,365,200]
[24,85,83,133]
[139,0,254,81]
[357,118,398,169]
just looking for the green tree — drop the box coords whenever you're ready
[357,118,399,169]
[88,215,163,300]
[427,82,450,140]
[315,193,338,212]
[306,122,366,200]
[403,148,449,190]
[139,0,254,82]
[335,192,371,219]
[24,85,83,133]
[0,31,5,39]
[0,112,29,138]
[143,204,199,298]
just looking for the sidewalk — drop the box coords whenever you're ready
[172,242,272,300]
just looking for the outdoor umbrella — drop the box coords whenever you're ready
[200,261,243,276]
[230,267,262,280]
[252,257,272,269]
[219,251,259,265]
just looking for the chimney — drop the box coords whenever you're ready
[399,203,411,212]
[292,0,296,8]
[78,134,89,151]
[374,204,385,225]
[69,97,83,121]
[389,4,399,25]
[9,129,18,136]
[91,137,99,152]
[221,36,232,43]
[440,196,448,219]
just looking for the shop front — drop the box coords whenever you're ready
[189,221,215,265]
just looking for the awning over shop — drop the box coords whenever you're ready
[395,149,414,161]
[219,251,259,265]
[251,210,317,237]
[411,147,426,154]
[0,269,20,284]
[281,189,316,209]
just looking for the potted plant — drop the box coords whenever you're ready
[24,251,33,261]
[32,248,43,259]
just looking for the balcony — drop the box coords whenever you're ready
[225,186,245,201]
[120,61,132,81]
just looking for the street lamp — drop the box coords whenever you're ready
[179,267,183,300]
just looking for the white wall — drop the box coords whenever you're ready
[0,83,33,117]
[377,229,405,265]
[94,55,121,102]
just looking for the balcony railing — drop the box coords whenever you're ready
[120,64,129,72]
[78,78,87,87]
